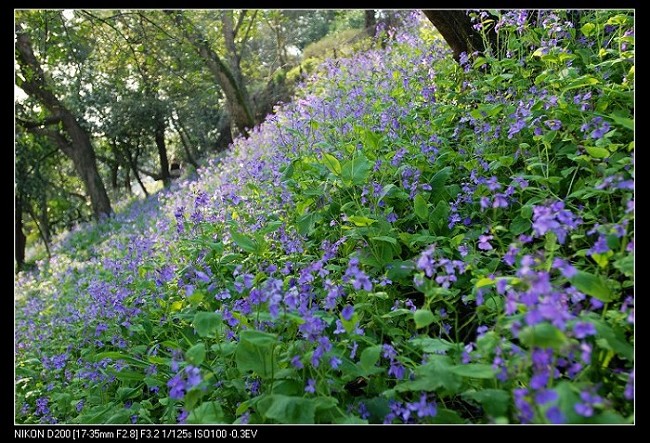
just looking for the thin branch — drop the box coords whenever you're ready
[16,115,63,129]
[233,10,248,39]
[240,10,258,47]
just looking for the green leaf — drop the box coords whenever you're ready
[429,200,449,231]
[296,212,316,236]
[585,146,610,159]
[510,216,531,235]
[359,345,381,373]
[235,330,278,378]
[563,75,599,92]
[609,114,633,131]
[570,271,615,302]
[430,408,466,424]
[341,155,371,186]
[519,323,568,350]
[591,318,633,361]
[184,388,204,411]
[410,337,456,353]
[450,364,496,379]
[581,22,596,37]
[105,408,133,424]
[473,56,488,68]
[186,343,206,366]
[386,260,415,281]
[187,401,224,424]
[259,395,316,424]
[348,215,377,226]
[413,309,435,329]
[395,355,461,394]
[371,235,397,245]
[229,229,257,253]
[429,166,451,192]
[258,220,283,235]
[321,153,341,175]
[193,311,221,338]
[463,389,510,417]
[475,277,495,288]
[414,194,428,220]
[613,254,633,277]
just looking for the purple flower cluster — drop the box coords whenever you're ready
[416,245,466,288]
[167,365,202,400]
[532,200,582,244]
[384,394,437,423]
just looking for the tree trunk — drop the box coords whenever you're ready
[38,191,50,246]
[15,195,26,273]
[365,10,377,36]
[27,202,51,259]
[155,115,171,187]
[15,29,112,220]
[215,112,234,152]
[167,11,255,137]
[124,144,149,196]
[422,10,498,63]
[171,117,199,168]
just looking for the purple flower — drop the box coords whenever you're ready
[167,374,186,400]
[478,235,494,250]
[493,194,508,208]
[330,356,342,369]
[530,369,549,390]
[544,119,562,131]
[574,402,593,417]
[573,321,596,339]
[532,201,581,244]
[624,370,634,400]
[407,394,437,418]
[35,397,49,416]
[305,378,316,393]
[416,245,436,277]
[546,406,565,423]
[535,389,558,405]
[588,235,610,255]
[291,355,304,369]
[177,409,189,423]
[388,361,405,379]
[352,272,372,291]
[552,258,577,278]
[184,365,201,389]
[341,305,355,321]
[382,344,397,360]
[344,258,373,291]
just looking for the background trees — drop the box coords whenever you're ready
[14,9,407,272]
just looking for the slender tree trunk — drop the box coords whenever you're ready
[365,10,377,36]
[38,191,50,246]
[167,11,255,137]
[124,144,149,196]
[110,163,119,189]
[215,112,234,152]
[125,168,132,194]
[154,115,171,187]
[15,29,112,220]
[15,195,26,273]
[422,10,498,62]
[27,203,51,259]
[171,118,199,168]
